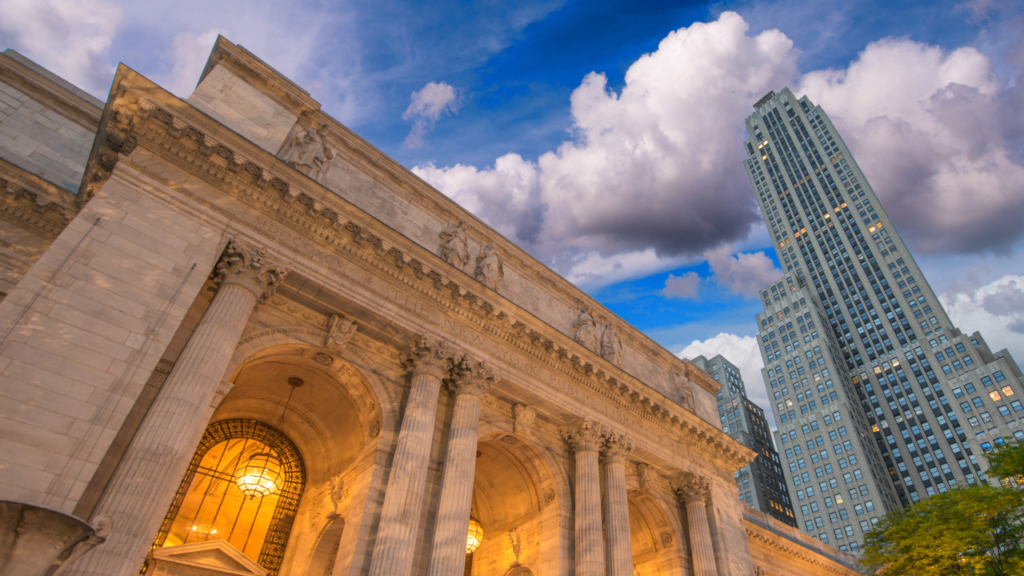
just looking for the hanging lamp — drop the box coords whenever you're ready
[234,377,303,498]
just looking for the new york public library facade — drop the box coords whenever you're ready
[0,38,861,576]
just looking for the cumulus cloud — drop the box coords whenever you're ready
[416,11,798,279]
[678,333,776,430]
[798,40,1024,254]
[418,11,1024,288]
[0,0,121,96]
[663,271,701,300]
[941,275,1024,361]
[706,244,782,298]
[403,81,460,148]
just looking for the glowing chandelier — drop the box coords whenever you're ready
[234,377,303,498]
[466,517,484,554]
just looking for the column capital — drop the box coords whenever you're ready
[560,418,604,453]
[673,473,710,505]
[448,354,499,399]
[601,431,633,465]
[214,238,289,302]
[403,336,455,381]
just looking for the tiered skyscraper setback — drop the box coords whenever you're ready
[691,354,796,527]
[743,88,1024,553]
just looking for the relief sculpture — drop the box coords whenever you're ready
[475,242,504,290]
[280,123,334,183]
[573,306,601,353]
[601,324,621,365]
[439,220,471,271]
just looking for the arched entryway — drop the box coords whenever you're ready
[466,432,566,576]
[153,419,305,576]
[628,489,684,576]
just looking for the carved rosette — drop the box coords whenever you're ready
[448,355,500,399]
[673,473,710,505]
[560,418,604,453]
[402,336,454,381]
[602,431,633,465]
[213,239,289,302]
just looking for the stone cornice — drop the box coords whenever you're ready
[313,114,708,395]
[0,51,102,130]
[0,158,77,239]
[80,73,756,473]
[744,514,860,575]
[196,36,320,118]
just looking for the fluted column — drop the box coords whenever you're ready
[602,432,634,576]
[675,474,718,576]
[368,337,454,576]
[426,356,499,576]
[561,418,605,576]
[68,239,288,576]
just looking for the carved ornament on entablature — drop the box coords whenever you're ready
[98,92,754,472]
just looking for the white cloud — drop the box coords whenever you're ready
[941,275,1024,363]
[158,28,227,98]
[706,244,782,298]
[678,333,776,430]
[0,0,121,95]
[416,11,798,275]
[663,271,701,300]
[403,81,459,148]
[797,39,1024,254]
[419,12,1024,290]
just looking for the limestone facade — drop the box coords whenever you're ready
[0,39,861,576]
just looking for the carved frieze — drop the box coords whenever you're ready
[438,220,470,271]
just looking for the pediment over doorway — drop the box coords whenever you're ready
[146,540,268,576]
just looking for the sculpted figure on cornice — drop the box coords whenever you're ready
[673,372,695,412]
[574,306,601,353]
[439,220,471,271]
[280,123,334,183]
[601,324,622,365]
[474,242,504,290]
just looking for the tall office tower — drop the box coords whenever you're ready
[743,88,1024,553]
[691,354,797,527]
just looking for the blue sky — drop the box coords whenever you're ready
[3,0,1023,421]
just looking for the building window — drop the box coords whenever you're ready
[154,419,306,575]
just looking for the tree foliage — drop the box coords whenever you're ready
[862,484,1024,576]
[986,441,1024,481]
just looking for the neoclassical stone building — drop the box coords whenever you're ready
[0,38,861,576]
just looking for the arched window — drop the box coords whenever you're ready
[153,420,305,575]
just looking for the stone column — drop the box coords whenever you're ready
[425,356,498,576]
[675,474,718,576]
[602,432,634,576]
[68,239,288,576]
[368,337,454,576]
[561,418,605,576]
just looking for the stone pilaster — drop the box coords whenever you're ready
[67,239,287,576]
[561,418,606,576]
[425,356,499,576]
[675,474,718,576]
[367,337,455,576]
[602,432,634,576]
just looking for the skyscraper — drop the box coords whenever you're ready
[743,88,1024,553]
[691,354,796,526]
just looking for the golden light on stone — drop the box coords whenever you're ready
[466,518,484,554]
[235,452,282,498]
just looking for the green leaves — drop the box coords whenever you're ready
[985,441,1024,482]
[861,485,1024,576]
